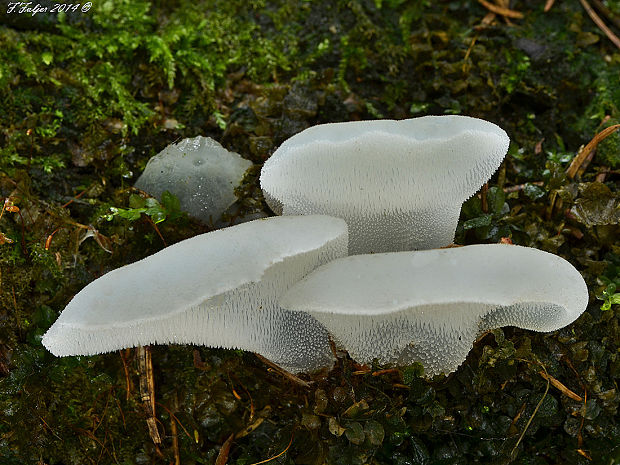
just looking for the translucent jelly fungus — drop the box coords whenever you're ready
[42,216,349,373]
[260,116,510,254]
[136,136,252,224]
[280,244,588,376]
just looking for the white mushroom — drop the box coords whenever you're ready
[42,215,348,373]
[279,244,588,376]
[260,116,509,254]
[136,136,252,224]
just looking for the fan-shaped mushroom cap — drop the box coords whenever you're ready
[136,136,252,224]
[42,216,348,373]
[260,116,509,254]
[279,244,588,376]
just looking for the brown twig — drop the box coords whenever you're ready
[538,371,583,401]
[503,181,545,194]
[511,367,550,457]
[170,412,180,465]
[590,0,620,29]
[544,0,556,12]
[215,433,235,465]
[566,124,620,179]
[477,0,524,19]
[144,216,167,247]
[254,353,311,388]
[156,402,193,442]
[578,0,620,49]
[137,346,161,444]
[119,349,133,400]
[61,187,89,208]
[230,374,255,421]
[372,368,400,377]
[481,183,489,213]
[248,431,294,465]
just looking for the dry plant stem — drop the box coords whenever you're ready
[595,169,607,182]
[477,0,524,19]
[511,363,550,458]
[254,353,311,388]
[215,433,234,465]
[538,371,583,401]
[544,0,556,12]
[119,349,133,400]
[578,0,620,49]
[247,431,294,465]
[137,346,162,444]
[156,403,192,442]
[503,181,544,193]
[372,368,400,377]
[566,124,620,179]
[576,149,596,178]
[170,413,180,465]
[61,186,89,208]
[590,0,620,29]
[144,216,167,247]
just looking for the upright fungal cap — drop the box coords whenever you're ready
[135,136,252,224]
[280,244,588,376]
[42,215,349,373]
[260,116,510,253]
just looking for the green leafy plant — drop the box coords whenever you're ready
[460,186,511,241]
[597,254,620,311]
[599,284,620,311]
[106,190,183,224]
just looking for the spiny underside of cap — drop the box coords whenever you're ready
[280,244,588,376]
[260,116,510,253]
[42,215,349,373]
[135,136,252,224]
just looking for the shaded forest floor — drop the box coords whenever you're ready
[0,0,619,464]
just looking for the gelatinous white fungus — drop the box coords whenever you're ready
[42,215,348,373]
[279,244,588,376]
[260,116,510,254]
[135,136,252,224]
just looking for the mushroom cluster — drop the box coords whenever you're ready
[43,115,589,377]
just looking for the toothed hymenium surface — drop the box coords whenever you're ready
[135,136,252,224]
[42,215,349,373]
[280,244,588,377]
[260,116,510,254]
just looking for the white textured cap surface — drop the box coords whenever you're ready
[280,244,588,376]
[135,136,252,223]
[260,116,509,253]
[42,215,349,372]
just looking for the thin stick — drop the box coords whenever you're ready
[248,432,294,465]
[578,0,620,49]
[477,0,524,19]
[538,370,583,401]
[254,353,311,388]
[566,124,620,179]
[170,414,180,465]
[511,360,551,458]
[138,346,162,444]
[215,433,234,465]
[590,0,620,29]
